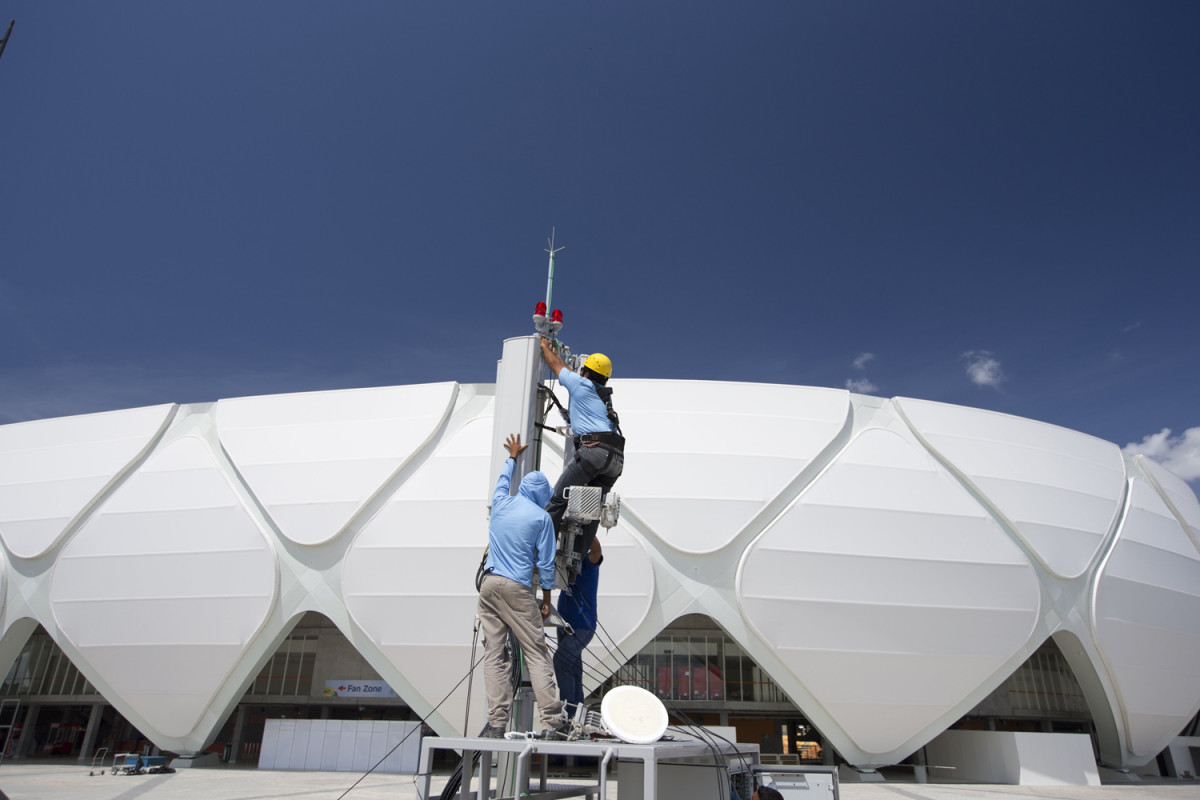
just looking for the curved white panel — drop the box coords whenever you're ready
[616,381,849,554]
[344,413,496,730]
[215,383,457,546]
[50,435,277,739]
[896,397,1125,579]
[740,428,1041,756]
[0,405,174,559]
[1140,456,1200,550]
[1094,477,1200,757]
[1,379,1196,770]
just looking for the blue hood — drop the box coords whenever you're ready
[518,470,553,508]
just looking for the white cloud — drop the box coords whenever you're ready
[845,353,878,393]
[1123,427,1200,482]
[963,350,1005,388]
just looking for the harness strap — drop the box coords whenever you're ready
[574,431,625,450]
[593,383,622,436]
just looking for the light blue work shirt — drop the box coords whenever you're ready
[485,459,557,591]
[557,368,615,436]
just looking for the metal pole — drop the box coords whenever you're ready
[544,228,564,311]
[464,616,481,736]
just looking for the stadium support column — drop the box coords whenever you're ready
[76,703,104,764]
[489,336,544,497]
[228,705,247,764]
[13,704,38,759]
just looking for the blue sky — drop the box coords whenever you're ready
[1,2,1197,484]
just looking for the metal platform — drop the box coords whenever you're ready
[415,735,761,800]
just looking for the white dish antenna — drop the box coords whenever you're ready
[600,685,669,744]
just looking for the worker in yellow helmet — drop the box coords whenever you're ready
[539,337,624,578]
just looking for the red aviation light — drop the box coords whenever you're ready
[551,309,563,323]
[535,301,547,317]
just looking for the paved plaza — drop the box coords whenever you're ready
[1,761,1199,800]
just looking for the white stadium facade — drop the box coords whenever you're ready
[1,334,1199,781]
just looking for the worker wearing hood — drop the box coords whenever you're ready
[485,466,555,588]
[477,434,568,739]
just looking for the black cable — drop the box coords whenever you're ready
[546,522,740,798]
[438,631,524,800]
[543,384,570,426]
[543,631,616,697]
[576,583,746,800]
[668,723,756,798]
[335,648,486,800]
[548,630,612,688]
[363,614,549,800]
[546,596,742,800]
[544,573,616,701]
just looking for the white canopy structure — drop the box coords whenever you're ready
[0,352,1198,770]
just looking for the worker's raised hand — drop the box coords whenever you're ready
[539,337,567,374]
[504,433,528,460]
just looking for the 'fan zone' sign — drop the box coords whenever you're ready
[323,680,398,698]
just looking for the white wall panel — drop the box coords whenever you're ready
[1094,478,1200,757]
[49,435,277,739]
[0,405,173,559]
[616,381,848,554]
[740,427,1041,756]
[320,721,342,771]
[258,718,284,769]
[291,719,313,768]
[215,384,456,546]
[366,720,389,772]
[259,719,422,773]
[336,723,358,772]
[896,398,1125,578]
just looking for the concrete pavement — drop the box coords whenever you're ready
[1,761,1198,800]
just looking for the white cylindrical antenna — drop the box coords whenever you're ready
[544,227,565,310]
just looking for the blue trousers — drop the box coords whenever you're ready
[554,626,595,710]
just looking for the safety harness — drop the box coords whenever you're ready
[548,378,623,448]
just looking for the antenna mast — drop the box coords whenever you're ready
[544,227,565,311]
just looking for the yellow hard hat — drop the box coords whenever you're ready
[583,352,612,379]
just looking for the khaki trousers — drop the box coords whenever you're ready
[478,573,564,730]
